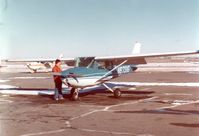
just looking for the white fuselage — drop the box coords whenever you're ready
[27,62,71,73]
[27,62,50,73]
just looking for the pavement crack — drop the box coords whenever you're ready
[64,96,157,135]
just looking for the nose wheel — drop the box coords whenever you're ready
[114,88,122,98]
[70,88,79,101]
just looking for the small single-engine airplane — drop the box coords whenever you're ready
[51,43,199,101]
[0,59,7,68]
[5,42,199,101]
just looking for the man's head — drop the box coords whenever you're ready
[55,59,61,66]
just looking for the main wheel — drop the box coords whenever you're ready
[30,69,37,73]
[114,88,122,98]
[70,88,79,101]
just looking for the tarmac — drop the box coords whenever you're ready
[0,57,199,136]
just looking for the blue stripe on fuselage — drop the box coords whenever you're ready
[61,67,109,77]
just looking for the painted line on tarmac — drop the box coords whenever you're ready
[78,128,142,135]
[21,128,153,136]
[21,129,66,136]
[69,96,157,121]
[77,127,154,136]
[65,97,157,135]
[164,93,192,96]
[156,100,199,110]
[21,97,157,136]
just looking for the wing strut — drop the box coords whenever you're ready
[102,83,114,92]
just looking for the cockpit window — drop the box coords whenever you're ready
[97,61,106,69]
[75,57,115,70]
[75,57,95,67]
[88,60,114,70]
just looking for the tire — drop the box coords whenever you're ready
[114,88,121,98]
[71,88,79,101]
[30,69,37,73]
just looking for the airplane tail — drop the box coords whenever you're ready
[58,53,64,59]
[132,42,141,54]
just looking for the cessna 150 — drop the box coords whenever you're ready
[5,43,199,100]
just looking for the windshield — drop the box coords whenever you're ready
[75,57,95,67]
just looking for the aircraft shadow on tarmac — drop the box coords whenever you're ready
[40,88,155,104]
[170,123,199,128]
[0,87,155,104]
[114,109,199,116]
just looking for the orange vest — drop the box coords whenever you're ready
[52,65,62,83]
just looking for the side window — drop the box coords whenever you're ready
[105,61,114,70]
[98,62,106,69]
[88,60,114,70]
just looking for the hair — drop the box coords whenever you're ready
[55,59,61,64]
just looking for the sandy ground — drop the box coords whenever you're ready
[0,59,199,136]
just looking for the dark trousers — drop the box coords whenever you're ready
[55,82,63,95]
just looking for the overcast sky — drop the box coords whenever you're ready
[0,0,199,59]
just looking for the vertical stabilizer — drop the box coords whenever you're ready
[59,53,64,59]
[132,42,141,54]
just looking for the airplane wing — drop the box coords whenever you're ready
[95,50,199,65]
[5,50,199,66]
[5,58,76,66]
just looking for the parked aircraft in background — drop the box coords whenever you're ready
[0,59,7,68]
[5,54,74,73]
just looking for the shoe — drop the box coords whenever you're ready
[59,94,64,100]
[54,96,59,101]
[54,90,59,101]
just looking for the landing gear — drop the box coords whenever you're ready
[70,88,79,101]
[30,69,37,73]
[102,83,122,99]
[113,88,122,98]
[69,85,122,101]
[33,69,37,73]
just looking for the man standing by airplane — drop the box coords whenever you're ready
[52,59,64,100]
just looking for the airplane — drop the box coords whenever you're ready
[5,42,199,101]
[0,59,7,68]
[51,43,199,101]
